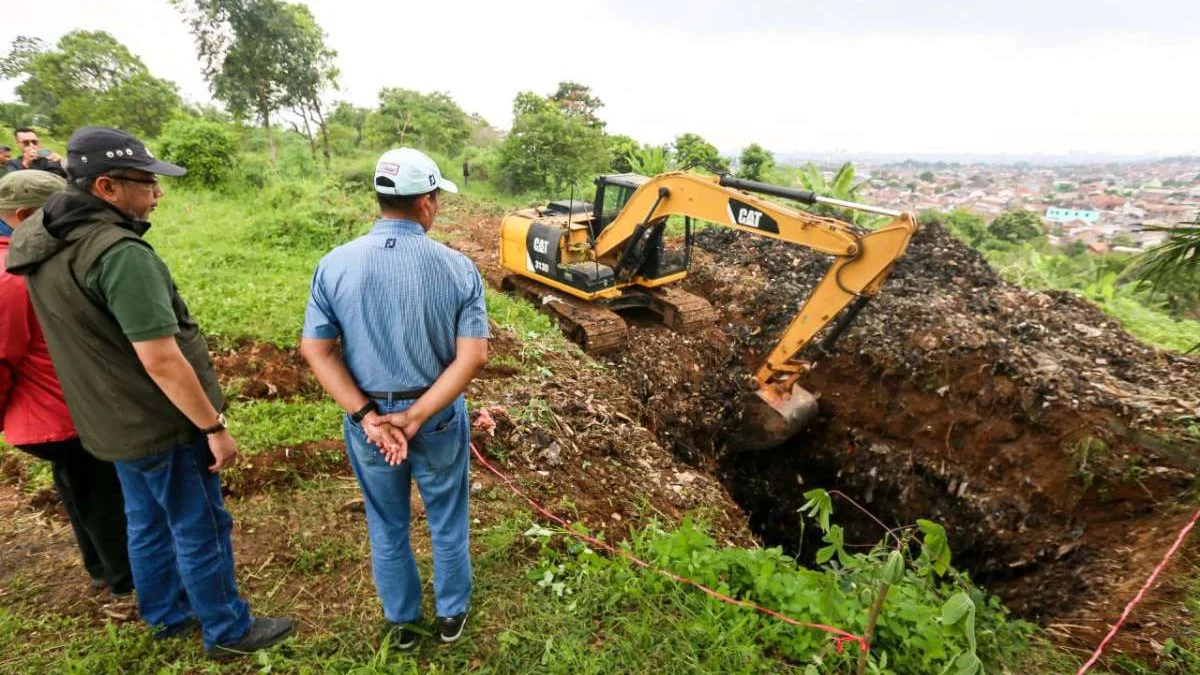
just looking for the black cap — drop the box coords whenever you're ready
[66,126,186,179]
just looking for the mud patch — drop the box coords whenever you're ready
[212,341,324,400]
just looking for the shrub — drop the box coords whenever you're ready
[156,117,239,188]
[257,179,373,250]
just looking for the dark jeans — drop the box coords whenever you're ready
[18,438,134,595]
[114,434,251,649]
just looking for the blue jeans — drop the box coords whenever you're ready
[344,395,472,624]
[114,435,251,649]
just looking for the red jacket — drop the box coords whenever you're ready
[0,235,77,446]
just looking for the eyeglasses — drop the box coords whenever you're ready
[109,175,159,186]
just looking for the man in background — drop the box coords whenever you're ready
[301,147,488,649]
[0,170,134,604]
[6,126,294,660]
[6,128,67,177]
[0,146,12,179]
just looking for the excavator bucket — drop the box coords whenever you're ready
[733,384,820,451]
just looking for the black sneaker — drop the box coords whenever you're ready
[154,617,201,640]
[437,610,468,644]
[205,617,296,661]
[386,623,419,650]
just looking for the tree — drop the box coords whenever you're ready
[798,161,875,225]
[173,0,339,166]
[942,209,989,248]
[328,101,369,147]
[497,96,608,194]
[362,88,471,156]
[673,132,728,172]
[549,81,605,129]
[919,171,935,182]
[625,145,672,176]
[157,116,238,187]
[798,162,862,201]
[987,209,1044,245]
[607,134,640,173]
[281,4,338,164]
[1127,221,1200,327]
[737,143,774,181]
[1,32,180,136]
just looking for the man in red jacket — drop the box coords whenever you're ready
[0,170,134,601]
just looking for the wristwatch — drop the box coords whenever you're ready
[351,400,380,423]
[199,413,227,435]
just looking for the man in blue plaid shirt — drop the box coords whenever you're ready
[300,147,489,650]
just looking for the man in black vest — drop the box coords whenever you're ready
[6,126,294,660]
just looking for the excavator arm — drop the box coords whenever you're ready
[498,169,916,449]
[592,172,916,391]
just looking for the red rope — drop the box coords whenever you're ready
[469,442,868,653]
[1075,508,1200,675]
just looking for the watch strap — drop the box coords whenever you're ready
[351,400,380,424]
[199,414,226,435]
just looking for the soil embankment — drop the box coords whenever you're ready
[449,211,1200,659]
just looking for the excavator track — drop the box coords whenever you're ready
[643,285,719,332]
[500,275,719,354]
[501,275,628,353]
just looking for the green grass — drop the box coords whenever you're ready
[485,290,568,351]
[225,398,343,454]
[0,508,1063,674]
[986,246,1200,353]
[149,186,335,347]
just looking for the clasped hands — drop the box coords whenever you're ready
[362,411,421,465]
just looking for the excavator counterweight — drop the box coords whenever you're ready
[498,171,916,449]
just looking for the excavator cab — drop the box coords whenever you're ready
[594,173,692,282]
[591,174,646,239]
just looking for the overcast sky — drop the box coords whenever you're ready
[2,0,1198,157]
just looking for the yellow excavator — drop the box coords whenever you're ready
[499,171,916,449]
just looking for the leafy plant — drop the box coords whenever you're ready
[156,115,239,188]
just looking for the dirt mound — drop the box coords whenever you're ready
[665,221,1200,653]
[694,222,1199,428]
[212,341,324,400]
[443,210,1198,660]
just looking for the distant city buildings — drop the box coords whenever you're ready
[837,158,1200,253]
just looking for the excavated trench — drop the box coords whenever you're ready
[447,208,1199,656]
[596,220,1200,645]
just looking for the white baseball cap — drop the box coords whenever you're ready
[373,147,459,196]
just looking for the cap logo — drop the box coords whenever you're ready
[377,162,399,176]
[428,174,436,186]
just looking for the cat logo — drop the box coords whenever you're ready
[736,207,763,228]
[532,237,550,254]
[726,198,780,234]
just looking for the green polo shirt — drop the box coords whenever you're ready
[83,241,180,342]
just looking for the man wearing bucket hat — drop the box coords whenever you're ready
[300,147,489,649]
[5,126,295,660]
[0,170,136,604]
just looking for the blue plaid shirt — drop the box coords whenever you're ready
[302,219,490,391]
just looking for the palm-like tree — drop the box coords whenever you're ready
[1128,219,1200,352]
[796,162,876,225]
[797,161,863,201]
